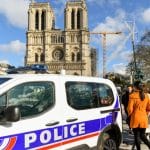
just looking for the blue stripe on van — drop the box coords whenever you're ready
[0,116,114,149]
[0,99,120,150]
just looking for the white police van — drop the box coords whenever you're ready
[0,74,122,150]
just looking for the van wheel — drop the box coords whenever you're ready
[97,133,117,150]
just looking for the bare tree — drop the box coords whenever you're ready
[136,31,150,79]
[127,31,150,80]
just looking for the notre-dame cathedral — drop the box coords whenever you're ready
[25,0,97,76]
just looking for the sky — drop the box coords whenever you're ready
[0,0,150,75]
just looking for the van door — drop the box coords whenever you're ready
[61,81,121,149]
[0,81,63,150]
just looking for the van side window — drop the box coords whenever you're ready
[66,82,114,110]
[0,94,6,115]
[97,84,114,106]
[6,82,54,117]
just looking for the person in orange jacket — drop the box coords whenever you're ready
[127,81,150,150]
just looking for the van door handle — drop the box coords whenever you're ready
[100,108,120,114]
[45,121,59,126]
[66,118,78,122]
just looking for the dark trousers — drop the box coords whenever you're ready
[132,128,150,150]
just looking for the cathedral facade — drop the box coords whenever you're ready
[25,0,97,76]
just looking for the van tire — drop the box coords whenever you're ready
[97,132,117,150]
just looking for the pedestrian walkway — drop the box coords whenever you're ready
[119,122,149,150]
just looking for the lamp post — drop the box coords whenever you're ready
[132,37,137,82]
[126,21,137,82]
[131,22,137,82]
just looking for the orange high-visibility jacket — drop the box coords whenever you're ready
[127,91,150,128]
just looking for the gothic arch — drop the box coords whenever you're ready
[71,9,75,29]
[71,52,75,61]
[61,36,64,43]
[35,53,38,62]
[77,9,82,29]
[73,47,79,52]
[77,52,81,61]
[35,10,39,30]
[41,10,46,30]
[37,48,42,53]
[40,53,45,62]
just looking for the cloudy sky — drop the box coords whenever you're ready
[0,0,149,75]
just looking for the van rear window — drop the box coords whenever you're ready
[0,78,11,85]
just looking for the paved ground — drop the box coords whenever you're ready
[120,106,150,150]
[91,121,149,150]
[119,122,149,150]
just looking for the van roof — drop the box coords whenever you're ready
[0,74,115,87]
[0,73,105,80]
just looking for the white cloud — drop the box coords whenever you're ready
[90,9,135,68]
[54,0,120,17]
[94,8,126,30]
[92,9,127,47]
[0,40,26,53]
[141,8,150,23]
[120,50,132,62]
[112,63,126,75]
[0,60,9,64]
[87,0,120,6]
[0,0,29,28]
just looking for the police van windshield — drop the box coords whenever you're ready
[0,78,11,85]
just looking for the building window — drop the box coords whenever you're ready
[77,52,81,61]
[61,36,64,43]
[40,53,45,62]
[71,9,75,29]
[71,35,75,43]
[51,35,56,43]
[58,36,61,43]
[41,11,46,30]
[35,11,39,30]
[35,53,38,62]
[51,35,54,43]
[71,53,75,61]
[77,35,81,42]
[77,9,81,29]
[52,49,64,61]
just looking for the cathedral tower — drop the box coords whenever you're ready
[25,0,94,76]
[25,1,55,65]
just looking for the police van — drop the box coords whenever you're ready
[0,74,122,150]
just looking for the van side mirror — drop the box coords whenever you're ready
[5,106,20,122]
